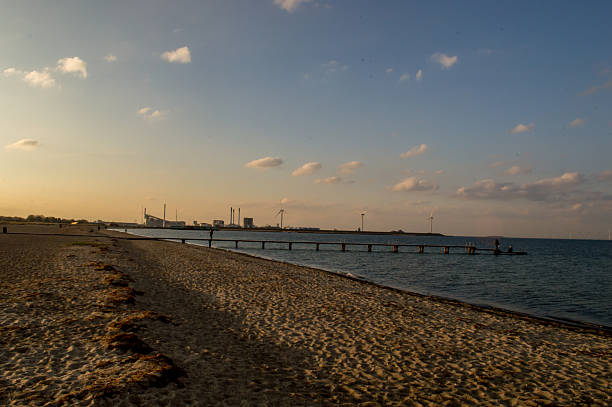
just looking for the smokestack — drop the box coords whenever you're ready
[238,208,240,227]
[144,207,146,224]
[230,207,233,225]
[163,203,166,228]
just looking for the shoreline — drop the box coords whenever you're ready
[120,229,612,335]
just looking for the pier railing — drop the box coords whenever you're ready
[2,229,526,255]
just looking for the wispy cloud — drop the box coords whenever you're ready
[457,172,584,201]
[399,73,410,82]
[322,60,348,74]
[415,69,423,81]
[4,67,56,88]
[338,161,363,175]
[291,162,321,176]
[56,57,87,78]
[385,68,393,74]
[510,123,534,134]
[569,118,585,127]
[5,138,39,150]
[137,107,165,120]
[245,157,283,169]
[315,176,341,184]
[274,0,312,13]
[400,144,428,158]
[431,53,458,69]
[104,54,117,62]
[489,160,506,168]
[596,170,612,181]
[504,165,532,175]
[161,46,191,64]
[391,177,438,192]
[580,80,612,96]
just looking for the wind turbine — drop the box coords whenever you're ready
[427,211,434,234]
[276,208,285,229]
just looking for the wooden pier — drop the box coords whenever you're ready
[2,229,527,255]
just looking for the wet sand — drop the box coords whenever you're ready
[1,224,610,406]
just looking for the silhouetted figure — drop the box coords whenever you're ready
[508,244,513,253]
[209,228,214,240]
[494,239,501,255]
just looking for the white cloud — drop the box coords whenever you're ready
[56,57,87,78]
[415,69,423,81]
[5,138,39,150]
[245,157,283,169]
[315,176,341,184]
[137,107,165,119]
[595,170,612,181]
[104,54,117,62]
[431,53,458,69]
[291,162,321,176]
[399,73,410,82]
[504,165,532,176]
[24,69,56,88]
[338,161,364,175]
[569,118,585,127]
[456,172,585,201]
[386,68,393,74]
[274,0,312,13]
[392,177,438,192]
[400,144,428,158]
[161,46,191,64]
[3,67,20,76]
[510,123,535,134]
[322,60,348,74]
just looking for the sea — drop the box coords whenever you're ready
[123,228,612,329]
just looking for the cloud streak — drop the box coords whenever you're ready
[456,172,585,201]
[569,118,585,127]
[504,165,532,175]
[315,176,341,184]
[245,157,283,169]
[338,161,363,175]
[392,177,438,192]
[5,139,39,150]
[274,0,312,13]
[400,144,428,158]
[292,162,321,176]
[510,123,534,134]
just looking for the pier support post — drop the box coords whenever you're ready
[341,243,346,252]
[181,239,185,244]
[2,226,6,234]
[316,243,320,251]
[261,242,265,249]
[367,244,372,252]
[288,242,292,250]
[393,245,399,253]
[235,241,238,248]
[418,245,424,254]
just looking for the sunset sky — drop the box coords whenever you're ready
[2,0,612,238]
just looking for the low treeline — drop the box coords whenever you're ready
[0,215,89,224]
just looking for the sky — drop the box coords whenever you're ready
[1,0,612,238]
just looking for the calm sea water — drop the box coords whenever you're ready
[124,228,612,328]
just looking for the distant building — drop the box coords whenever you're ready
[144,214,185,228]
[243,217,254,228]
[213,219,224,227]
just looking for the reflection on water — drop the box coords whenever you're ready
[125,228,612,328]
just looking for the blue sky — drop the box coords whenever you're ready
[1,0,611,238]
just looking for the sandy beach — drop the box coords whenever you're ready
[1,224,610,406]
